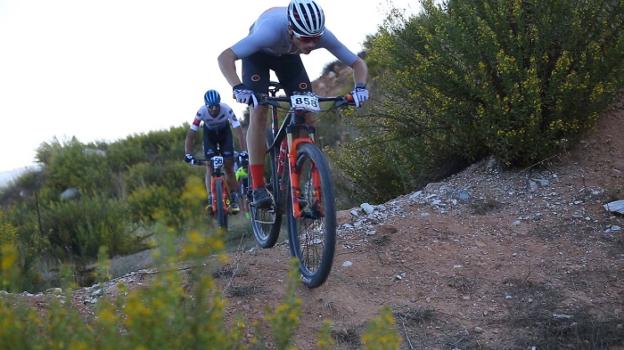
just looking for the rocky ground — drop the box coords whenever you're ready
[5,96,624,349]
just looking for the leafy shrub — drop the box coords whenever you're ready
[127,184,185,226]
[125,161,193,193]
[42,195,136,261]
[361,306,402,350]
[334,0,624,203]
[36,137,114,200]
[0,213,403,350]
[0,215,19,291]
[106,125,188,172]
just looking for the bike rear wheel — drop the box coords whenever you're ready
[215,179,228,229]
[286,143,336,288]
[250,129,283,248]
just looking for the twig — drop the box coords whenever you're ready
[399,315,416,350]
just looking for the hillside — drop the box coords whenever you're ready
[5,90,624,348]
[207,98,624,349]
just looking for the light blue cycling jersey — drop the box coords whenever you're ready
[231,7,359,65]
[191,103,241,131]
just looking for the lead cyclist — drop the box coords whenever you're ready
[217,0,369,210]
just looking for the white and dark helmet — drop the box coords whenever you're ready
[288,0,325,37]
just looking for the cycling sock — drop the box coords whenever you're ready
[250,164,265,189]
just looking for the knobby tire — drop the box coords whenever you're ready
[215,179,228,229]
[286,143,336,288]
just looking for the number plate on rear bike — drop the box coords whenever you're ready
[290,94,320,112]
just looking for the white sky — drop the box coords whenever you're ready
[0,0,419,172]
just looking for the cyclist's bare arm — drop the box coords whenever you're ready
[184,129,196,154]
[218,48,242,88]
[351,58,368,86]
[234,126,247,151]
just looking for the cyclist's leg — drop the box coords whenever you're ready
[271,54,312,96]
[242,52,271,189]
[273,54,316,128]
[202,127,218,200]
[220,127,238,191]
[242,52,274,208]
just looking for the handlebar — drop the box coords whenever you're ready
[262,80,356,109]
[259,94,356,109]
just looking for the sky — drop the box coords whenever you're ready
[0,0,419,173]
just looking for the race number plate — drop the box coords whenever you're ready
[290,94,320,112]
[212,156,224,169]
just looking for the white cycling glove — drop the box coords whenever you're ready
[352,83,369,108]
[184,153,197,165]
[233,84,258,106]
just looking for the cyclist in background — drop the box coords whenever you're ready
[217,0,369,209]
[184,89,247,213]
[235,151,251,218]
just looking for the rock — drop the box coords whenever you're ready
[409,191,423,201]
[60,187,80,201]
[604,200,624,214]
[528,180,539,192]
[531,178,550,188]
[342,261,353,268]
[485,156,500,173]
[361,203,375,215]
[455,190,471,203]
[336,210,352,226]
[605,225,622,233]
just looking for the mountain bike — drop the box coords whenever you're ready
[249,81,355,288]
[194,150,233,230]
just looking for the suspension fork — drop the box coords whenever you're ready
[210,176,230,213]
[287,137,323,219]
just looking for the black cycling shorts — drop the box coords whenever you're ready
[242,51,312,96]
[203,125,234,159]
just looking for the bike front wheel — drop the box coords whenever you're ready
[215,179,228,230]
[286,143,336,288]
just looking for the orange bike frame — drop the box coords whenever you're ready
[288,137,323,219]
[210,176,229,214]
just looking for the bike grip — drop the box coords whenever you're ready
[345,94,355,104]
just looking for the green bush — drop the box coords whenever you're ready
[125,161,192,194]
[106,125,188,172]
[333,0,624,203]
[42,195,136,261]
[0,213,403,350]
[0,215,20,291]
[36,137,114,200]
[127,184,185,226]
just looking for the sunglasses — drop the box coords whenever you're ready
[293,32,321,43]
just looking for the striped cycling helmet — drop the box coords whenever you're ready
[203,89,221,106]
[288,0,325,37]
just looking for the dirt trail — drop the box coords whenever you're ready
[10,91,624,349]
[212,99,624,349]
